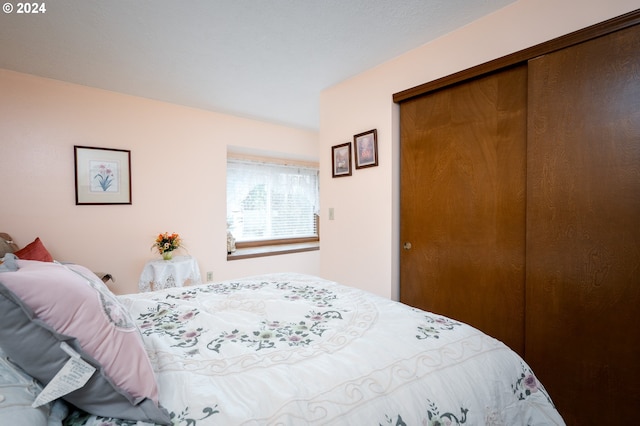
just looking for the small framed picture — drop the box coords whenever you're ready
[354,129,378,169]
[331,142,352,178]
[74,145,132,205]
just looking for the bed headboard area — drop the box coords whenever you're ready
[0,233,112,283]
[0,234,54,263]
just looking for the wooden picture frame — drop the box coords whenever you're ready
[354,129,378,169]
[331,142,352,178]
[74,145,132,205]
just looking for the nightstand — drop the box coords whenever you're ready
[138,255,201,292]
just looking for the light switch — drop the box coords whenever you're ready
[329,208,335,220]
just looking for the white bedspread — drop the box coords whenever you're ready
[67,273,564,425]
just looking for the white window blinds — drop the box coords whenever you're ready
[226,158,319,242]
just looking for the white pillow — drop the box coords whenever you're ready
[0,347,68,426]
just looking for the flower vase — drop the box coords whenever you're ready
[162,251,173,261]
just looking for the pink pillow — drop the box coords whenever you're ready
[0,260,170,423]
[13,237,53,262]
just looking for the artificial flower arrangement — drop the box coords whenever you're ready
[153,232,182,260]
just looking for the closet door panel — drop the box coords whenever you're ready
[527,25,640,424]
[400,65,528,355]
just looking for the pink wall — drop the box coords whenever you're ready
[0,70,319,293]
[3,0,636,298]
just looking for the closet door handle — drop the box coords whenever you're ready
[403,242,412,250]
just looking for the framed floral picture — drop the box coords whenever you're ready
[331,142,352,178]
[354,129,378,169]
[74,145,132,205]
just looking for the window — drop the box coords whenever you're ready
[226,157,319,247]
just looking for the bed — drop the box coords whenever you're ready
[0,236,565,425]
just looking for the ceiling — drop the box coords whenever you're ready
[0,0,514,130]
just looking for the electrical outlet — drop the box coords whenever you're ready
[329,207,335,220]
[206,271,213,282]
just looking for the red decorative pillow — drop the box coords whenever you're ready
[14,238,54,262]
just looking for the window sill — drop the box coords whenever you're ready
[227,241,319,261]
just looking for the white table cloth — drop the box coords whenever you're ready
[138,255,201,292]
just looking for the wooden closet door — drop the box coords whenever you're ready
[400,65,528,355]
[527,25,640,424]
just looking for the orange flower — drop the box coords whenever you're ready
[152,232,182,254]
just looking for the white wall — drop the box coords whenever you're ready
[319,0,639,299]
[0,69,319,294]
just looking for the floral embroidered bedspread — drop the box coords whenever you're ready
[66,273,564,425]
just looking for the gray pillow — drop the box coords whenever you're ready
[0,236,16,258]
